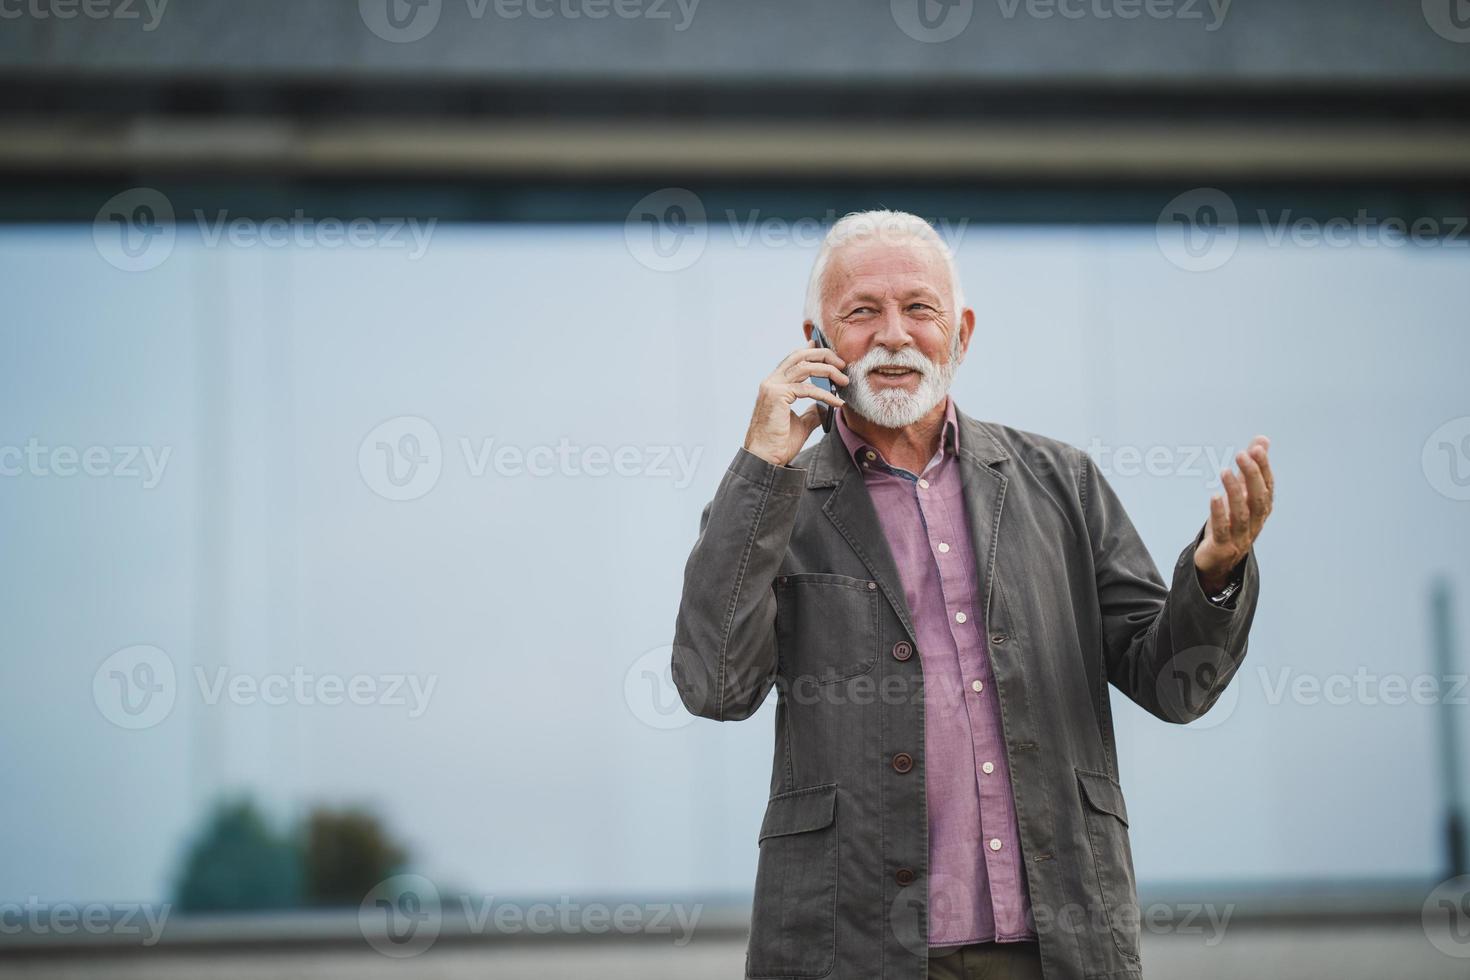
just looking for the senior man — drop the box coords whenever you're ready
[671,210,1271,980]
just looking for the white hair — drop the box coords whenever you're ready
[802,209,965,328]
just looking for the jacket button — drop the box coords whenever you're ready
[895,868,916,886]
[892,641,913,661]
[892,752,913,773]
[991,634,1008,645]
[867,581,878,590]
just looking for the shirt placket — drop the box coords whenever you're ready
[915,452,1028,941]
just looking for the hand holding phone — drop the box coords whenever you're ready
[740,338,849,466]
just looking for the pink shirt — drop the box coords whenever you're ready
[835,398,1035,947]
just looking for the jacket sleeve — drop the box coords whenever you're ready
[671,447,809,721]
[1080,452,1260,724]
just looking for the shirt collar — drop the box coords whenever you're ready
[833,396,962,471]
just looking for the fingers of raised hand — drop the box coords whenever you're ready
[782,359,850,386]
[778,342,846,374]
[1236,449,1272,536]
[1220,468,1252,551]
[1207,493,1231,545]
[789,381,844,408]
[1248,437,1274,498]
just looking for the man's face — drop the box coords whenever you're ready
[807,237,973,428]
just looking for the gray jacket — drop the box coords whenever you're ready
[671,408,1259,980]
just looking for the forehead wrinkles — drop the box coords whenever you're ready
[822,239,952,314]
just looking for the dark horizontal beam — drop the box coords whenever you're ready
[5,73,1470,124]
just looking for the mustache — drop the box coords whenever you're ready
[852,347,936,374]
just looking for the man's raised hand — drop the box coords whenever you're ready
[1194,435,1274,594]
[742,339,849,467]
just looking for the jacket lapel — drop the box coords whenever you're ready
[805,408,1013,638]
[807,427,919,644]
[953,410,1011,626]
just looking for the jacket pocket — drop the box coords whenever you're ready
[774,573,879,686]
[747,782,838,979]
[1075,768,1141,966]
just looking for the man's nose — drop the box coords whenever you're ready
[872,307,911,348]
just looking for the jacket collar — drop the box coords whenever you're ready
[809,400,1011,646]
[805,401,1009,489]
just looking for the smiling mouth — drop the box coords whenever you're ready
[870,367,920,382]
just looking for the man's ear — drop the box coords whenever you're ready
[803,320,816,343]
[954,308,976,363]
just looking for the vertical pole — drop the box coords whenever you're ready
[1431,577,1466,879]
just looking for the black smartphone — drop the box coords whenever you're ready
[809,326,845,432]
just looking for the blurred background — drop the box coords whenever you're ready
[2,1,1469,977]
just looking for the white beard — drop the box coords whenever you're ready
[844,344,958,429]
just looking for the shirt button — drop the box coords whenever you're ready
[892,641,913,662]
[918,478,930,489]
[971,680,984,693]
[989,838,1003,851]
[865,450,876,461]
[895,868,916,887]
[955,612,967,624]
[982,761,995,774]
[891,752,914,773]
[938,542,950,553]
